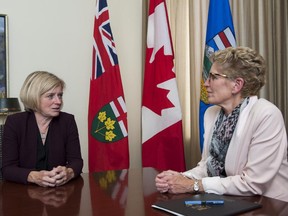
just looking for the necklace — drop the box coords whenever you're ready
[40,126,49,140]
[40,132,46,140]
[36,116,51,142]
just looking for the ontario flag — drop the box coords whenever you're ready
[142,0,186,172]
[88,0,129,172]
[199,0,236,151]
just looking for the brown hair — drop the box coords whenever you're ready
[211,46,266,97]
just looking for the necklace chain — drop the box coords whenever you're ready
[40,126,49,140]
[40,132,46,139]
[37,118,51,142]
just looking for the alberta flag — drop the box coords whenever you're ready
[142,0,186,172]
[199,0,236,151]
[88,0,129,172]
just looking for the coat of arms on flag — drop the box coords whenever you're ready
[199,0,236,151]
[91,96,128,143]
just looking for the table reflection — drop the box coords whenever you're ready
[87,168,160,216]
[89,169,129,215]
[1,168,288,216]
[1,176,83,216]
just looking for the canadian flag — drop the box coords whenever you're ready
[141,0,186,172]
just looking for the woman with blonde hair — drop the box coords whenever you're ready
[2,71,83,187]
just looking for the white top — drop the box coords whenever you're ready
[183,96,288,202]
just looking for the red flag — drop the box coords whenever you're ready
[88,0,129,172]
[142,0,186,172]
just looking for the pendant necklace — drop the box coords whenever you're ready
[40,132,46,140]
[40,126,49,141]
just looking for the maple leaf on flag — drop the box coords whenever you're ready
[142,46,175,115]
[142,0,185,172]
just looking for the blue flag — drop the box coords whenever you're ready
[199,0,236,152]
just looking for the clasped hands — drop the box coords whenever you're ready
[155,170,195,194]
[28,166,74,187]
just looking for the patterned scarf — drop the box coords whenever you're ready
[206,97,249,177]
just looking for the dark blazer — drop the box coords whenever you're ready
[2,111,83,184]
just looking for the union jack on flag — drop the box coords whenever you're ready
[92,0,118,80]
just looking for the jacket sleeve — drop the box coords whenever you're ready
[65,115,83,177]
[2,115,34,184]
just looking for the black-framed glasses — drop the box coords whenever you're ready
[207,72,228,81]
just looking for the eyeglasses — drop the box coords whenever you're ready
[207,72,228,81]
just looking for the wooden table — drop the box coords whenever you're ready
[1,168,288,215]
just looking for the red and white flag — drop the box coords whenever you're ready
[142,0,186,172]
[88,0,129,172]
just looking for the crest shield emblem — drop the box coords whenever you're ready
[91,96,127,143]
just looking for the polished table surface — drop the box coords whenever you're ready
[1,168,288,216]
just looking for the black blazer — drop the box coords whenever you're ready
[2,111,83,184]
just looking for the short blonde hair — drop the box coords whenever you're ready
[211,46,266,97]
[20,71,65,111]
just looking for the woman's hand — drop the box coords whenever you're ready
[155,170,197,194]
[51,166,75,186]
[27,170,57,187]
[155,171,172,193]
[27,166,74,187]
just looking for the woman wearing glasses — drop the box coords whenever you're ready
[155,46,288,202]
